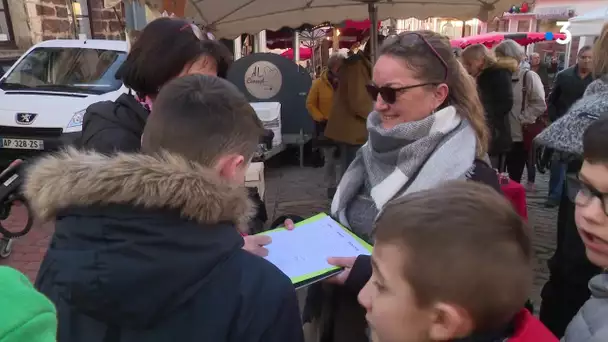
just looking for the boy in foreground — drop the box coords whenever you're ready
[332,181,557,342]
[24,75,304,342]
[562,118,608,342]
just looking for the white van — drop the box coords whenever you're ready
[0,39,128,165]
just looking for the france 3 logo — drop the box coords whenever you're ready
[546,22,572,45]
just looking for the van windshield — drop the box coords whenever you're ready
[0,47,126,95]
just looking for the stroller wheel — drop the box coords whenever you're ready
[0,238,13,258]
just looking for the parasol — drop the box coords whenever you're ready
[143,0,512,40]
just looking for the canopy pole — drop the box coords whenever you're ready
[294,30,301,63]
[368,2,379,65]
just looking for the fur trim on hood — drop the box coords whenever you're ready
[23,149,255,227]
[495,56,519,73]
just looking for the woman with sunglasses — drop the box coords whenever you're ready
[293,31,501,342]
[331,31,498,245]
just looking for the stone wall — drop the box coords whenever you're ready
[89,0,124,40]
[32,0,124,41]
[1,0,125,51]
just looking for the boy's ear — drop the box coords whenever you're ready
[428,303,474,341]
[215,154,246,181]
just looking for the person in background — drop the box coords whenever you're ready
[494,40,546,184]
[0,266,57,342]
[331,181,557,342]
[306,54,345,199]
[542,46,593,208]
[536,25,608,338]
[521,52,554,192]
[461,43,515,171]
[520,54,531,70]
[25,75,304,342]
[325,35,385,180]
[530,52,556,94]
[561,117,608,342]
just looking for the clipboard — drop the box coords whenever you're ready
[256,213,373,289]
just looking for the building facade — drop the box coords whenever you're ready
[499,0,606,68]
[1,0,125,57]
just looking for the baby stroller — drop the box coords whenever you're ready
[0,160,34,258]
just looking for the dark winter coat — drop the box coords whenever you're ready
[476,59,517,155]
[547,65,593,122]
[24,150,304,342]
[79,93,149,153]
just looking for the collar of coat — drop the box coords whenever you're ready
[23,148,255,227]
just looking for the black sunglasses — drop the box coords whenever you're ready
[566,175,608,216]
[368,32,449,104]
[365,83,438,104]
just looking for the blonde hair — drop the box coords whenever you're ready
[462,44,497,70]
[593,23,608,78]
[380,32,489,157]
[494,40,525,62]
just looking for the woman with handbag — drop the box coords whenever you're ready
[494,40,546,184]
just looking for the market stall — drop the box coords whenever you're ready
[227,52,313,167]
[144,0,511,63]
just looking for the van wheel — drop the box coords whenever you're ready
[0,238,13,258]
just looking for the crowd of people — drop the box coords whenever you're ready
[0,16,607,342]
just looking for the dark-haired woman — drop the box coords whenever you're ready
[75,18,269,242]
[79,17,232,153]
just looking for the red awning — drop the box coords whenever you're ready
[280,47,312,60]
[450,32,567,49]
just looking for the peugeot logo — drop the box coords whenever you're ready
[15,113,37,125]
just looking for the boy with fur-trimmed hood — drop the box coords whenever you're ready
[24,75,304,342]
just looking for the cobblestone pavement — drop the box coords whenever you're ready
[1,164,558,312]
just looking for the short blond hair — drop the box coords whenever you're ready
[462,44,497,70]
[494,40,525,62]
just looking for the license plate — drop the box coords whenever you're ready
[1,138,44,150]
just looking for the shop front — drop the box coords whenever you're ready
[532,5,574,72]
[533,0,607,68]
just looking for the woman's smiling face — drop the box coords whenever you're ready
[371,55,449,130]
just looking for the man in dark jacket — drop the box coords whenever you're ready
[25,75,304,342]
[530,52,558,95]
[543,46,593,207]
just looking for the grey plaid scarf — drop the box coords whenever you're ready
[331,105,477,227]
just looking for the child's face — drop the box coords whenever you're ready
[575,161,608,268]
[359,243,472,342]
[357,244,433,342]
